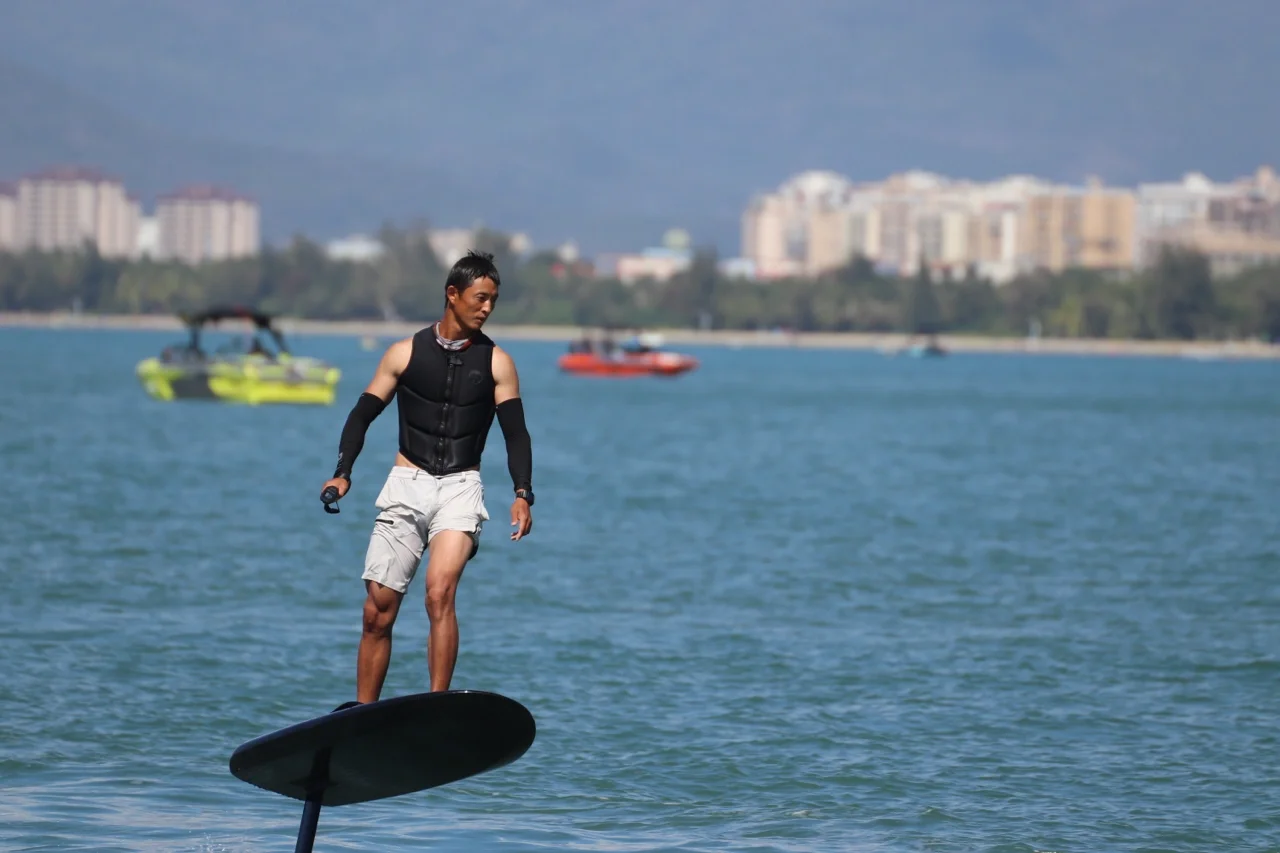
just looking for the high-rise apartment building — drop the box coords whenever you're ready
[0,183,16,251]
[13,167,139,258]
[156,185,260,264]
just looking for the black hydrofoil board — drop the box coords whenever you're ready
[230,689,536,808]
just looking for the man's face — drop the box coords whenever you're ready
[448,277,499,329]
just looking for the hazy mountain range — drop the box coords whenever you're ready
[2,0,1277,255]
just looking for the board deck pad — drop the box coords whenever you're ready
[229,690,536,806]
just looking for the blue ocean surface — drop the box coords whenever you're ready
[1,326,1278,852]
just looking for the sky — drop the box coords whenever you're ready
[2,0,1277,253]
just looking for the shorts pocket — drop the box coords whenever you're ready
[373,478,393,510]
[471,480,490,522]
[374,475,412,512]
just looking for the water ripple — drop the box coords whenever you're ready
[1,331,1278,851]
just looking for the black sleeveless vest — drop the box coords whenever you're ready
[396,328,497,475]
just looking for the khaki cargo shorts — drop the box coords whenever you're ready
[361,466,490,594]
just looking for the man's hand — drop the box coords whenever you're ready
[510,497,532,540]
[321,477,350,500]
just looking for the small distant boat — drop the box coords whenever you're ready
[136,306,342,405]
[896,334,947,358]
[903,342,946,358]
[558,329,698,377]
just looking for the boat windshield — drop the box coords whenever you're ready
[569,328,670,358]
[214,332,279,359]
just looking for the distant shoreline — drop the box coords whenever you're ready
[2,310,1278,360]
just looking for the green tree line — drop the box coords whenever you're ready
[2,226,1278,342]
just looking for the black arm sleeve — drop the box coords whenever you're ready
[495,397,532,492]
[334,392,389,478]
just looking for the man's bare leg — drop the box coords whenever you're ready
[424,531,473,692]
[357,580,404,703]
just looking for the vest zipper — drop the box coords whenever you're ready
[435,354,459,471]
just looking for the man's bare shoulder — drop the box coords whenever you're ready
[376,336,415,376]
[491,345,522,402]
[386,336,414,358]
[491,344,519,373]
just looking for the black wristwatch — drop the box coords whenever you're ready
[515,488,535,506]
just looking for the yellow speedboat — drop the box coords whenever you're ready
[136,306,341,405]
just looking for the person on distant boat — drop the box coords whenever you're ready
[319,250,535,702]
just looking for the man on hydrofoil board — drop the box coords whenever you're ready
[320,250,535,702]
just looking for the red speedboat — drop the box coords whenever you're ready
[558,330,698,377]
[558,350,698,377]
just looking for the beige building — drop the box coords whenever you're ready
[914,208,975,274]
[874,198,913,273]
[744,169,1153,282]
[973,203,1021,276]
[742,170,861,279]
[803,169,1028,279]
[805,191,885,276]
[1141,167,1280,276]
[14,167,139,258]
[0,183,16,251]
[742,193,800,279]
[1135,166,1279,267]
[871,171,941,273]
[1147,224,1280,277]
[1207,168,1280,238]
[1135,172,1233,266]
[805,204,853,275]
[156,185,260,264]
[614,251,691,284]
[1020,180,1135,272]
[848,206,882,262]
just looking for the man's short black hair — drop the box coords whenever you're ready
[446,250,501,294]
